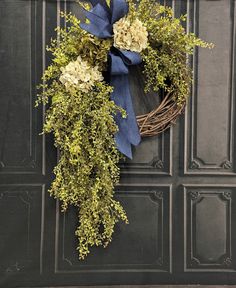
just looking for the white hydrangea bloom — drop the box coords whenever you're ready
[59,56,103,92]
[113,18,148,53]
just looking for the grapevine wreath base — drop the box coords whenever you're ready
[137,91,185,137]
[37,0,213,259]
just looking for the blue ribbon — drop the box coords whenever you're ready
[80,0,141,159]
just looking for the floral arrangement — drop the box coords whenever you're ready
[37,0,213,259]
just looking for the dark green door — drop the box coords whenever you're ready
[1,0,236,287]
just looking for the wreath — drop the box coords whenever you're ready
[37,0,213,259]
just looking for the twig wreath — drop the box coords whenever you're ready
[37,0,213,259]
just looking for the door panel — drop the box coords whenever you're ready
[1,0,236,287]
[0,185,44,274]
[184,186,234,271]
[55,185,171,273]
[184,0,236,174]
[0,0,44,175]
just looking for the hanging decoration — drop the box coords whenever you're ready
[37,0,213,259]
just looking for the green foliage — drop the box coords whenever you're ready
[132,0,213,104]
[36,13,112,105]
[37,13,127,259]
[37,1,213,259]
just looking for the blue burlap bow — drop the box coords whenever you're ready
[80,0,141,159]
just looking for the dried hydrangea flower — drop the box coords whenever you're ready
[113,18,148,53]
[59,56,103,92]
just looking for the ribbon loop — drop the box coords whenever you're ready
[90,0,110,14]
[110,0,129,24]
[80,4,112,38]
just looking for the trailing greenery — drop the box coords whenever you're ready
[37,0,212,259]
[37,13,127,259]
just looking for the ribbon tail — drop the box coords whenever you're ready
[111,75,141,159]
[114,131,132,159]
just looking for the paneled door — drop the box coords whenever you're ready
[0,0,236,287]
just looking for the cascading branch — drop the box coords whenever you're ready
[37,0,213,259]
